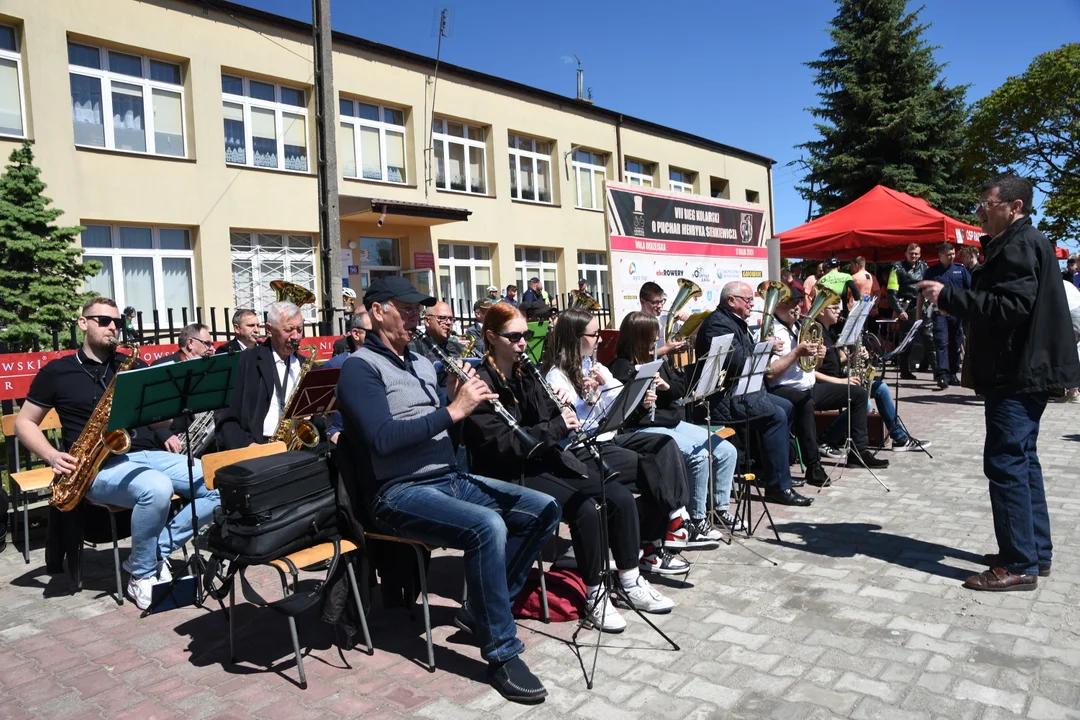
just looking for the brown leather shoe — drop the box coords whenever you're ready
[981,553,1051,577]
[963,567,1037,592]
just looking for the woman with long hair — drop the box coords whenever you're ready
[612,312,743,540]
[462,303,675,626]
[543,309,693,576]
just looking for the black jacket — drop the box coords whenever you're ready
[150,351,194,447]
[609,357,685,428]
[332,335,359,357]
[694,306,776,423]
[462,362,589,481]
[939,216,1080,395]
[215,337,253,355]
[215,341,312,449]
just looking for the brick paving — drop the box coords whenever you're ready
[1,377,1079,719]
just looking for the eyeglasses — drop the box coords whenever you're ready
[426,314,454,324]
[191,337,213,348]
[976,199,1008,212]
[496,330,535,343]
[580,330,602,339]
[729,295,754,304]
[643,297,666,307]
[391,303,420,318]
[84,315,123,328]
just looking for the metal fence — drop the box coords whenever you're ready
[442,291,616,335]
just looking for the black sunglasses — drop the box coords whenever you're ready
[84,315,123,328]
[496,330,535,343]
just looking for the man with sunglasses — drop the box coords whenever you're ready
[150,323,215,454]
[15,298,219,609]
[335,277,559,703]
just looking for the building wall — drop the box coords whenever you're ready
[0,0,772,319]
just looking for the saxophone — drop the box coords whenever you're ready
[51,343,140,512]
[270,345,321,451]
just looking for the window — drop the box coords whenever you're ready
[354,237,401,291]
[230,232,317,321]
[338,98,406,184]
[572,149,606,210]
[432,118,487,194]
[624,159,653,187]
[515,247,558,300]
[669,168,695,194]
[68,42,185,156]
[577,251,609,301]
[81,224,195,319]
[745,189,761,204]
[710,176,730,199]
[507,134,552,203]
[0,25,25,138]
[438,243,492,315]
[222,74,309,172]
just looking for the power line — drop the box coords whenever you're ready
[197,0,314,65]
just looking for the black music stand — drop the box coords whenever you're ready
[109,352,238,615]
[568,361,680,690]
[881,319,932,459]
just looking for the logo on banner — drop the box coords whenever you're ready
[742,270,763,278]
[632,195,645,237]
[955,228,964,243]
[691,265,709,281]
[627,262,637,276]
[739,213,755,245]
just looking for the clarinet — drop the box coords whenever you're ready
[412,329,542,458]
[518,352,619,481]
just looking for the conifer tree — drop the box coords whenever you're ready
[0,140,99,349]
[797,0,974,220]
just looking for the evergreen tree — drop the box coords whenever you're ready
[797,0,974,221]
[0,140,99,349]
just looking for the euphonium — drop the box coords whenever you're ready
[50,342,140,512]
[664,278,703,341]
[271,279,316,308]
[757,280,791,341]
[179,411,216,457]
[270,344,321,450]
[797,287,840,372]
[569,289,602,313]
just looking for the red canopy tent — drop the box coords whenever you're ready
[778,185,984,262]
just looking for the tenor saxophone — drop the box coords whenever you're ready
[50,343,140,512]
[270,344,321,451]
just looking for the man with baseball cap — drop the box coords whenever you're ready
[521,276,550,305]
[335,277,559,703]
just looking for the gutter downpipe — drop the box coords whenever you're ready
[616,115,624,182]
[767,162,780,281]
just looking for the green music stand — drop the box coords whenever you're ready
[526,320,550,365]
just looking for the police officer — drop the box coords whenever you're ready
[887,243,930,380]
[923,243,971,389]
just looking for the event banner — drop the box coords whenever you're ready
[606,181,769,325]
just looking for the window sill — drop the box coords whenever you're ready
[511,198,560,209]
[75,143,195,163]
[575,206,605,213]
[342,176,417,190]
[226,161,313,176]
[435,187,496,200]
[0,132,29,142]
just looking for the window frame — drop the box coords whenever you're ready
[576,251,609,301]
[67,41,187,157]
[669,167,695,194]
[624,159,654,188]
[507,133,553,204]
[437,242,493,317]
[571,149,607,211]
[229,231,318,321]
[0,24,26,139]
[515,247,559,300]
[338,97,407,184]
[221,73,310,173]
[432,118,488,196]
[80,223,197,320]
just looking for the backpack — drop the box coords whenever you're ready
[512,567,586,622]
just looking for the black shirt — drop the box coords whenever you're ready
[25,348,158,452]
[818,326,843,379]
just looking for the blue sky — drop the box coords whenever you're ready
[232,0,1080,235]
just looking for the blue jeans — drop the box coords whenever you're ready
[639,422,737,519]
[983,393,1052,575]
[371,472,560,664]
[823,379,906,444]
[87,450,218,578]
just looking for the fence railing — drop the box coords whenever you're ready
[442,292,615,336]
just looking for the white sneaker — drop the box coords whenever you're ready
[584,591,626,633]
[122,558,172,583]
[618,577,674,614]
[126,574,156,610]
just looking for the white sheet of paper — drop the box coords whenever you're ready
[733,340,773,397]
[837,299,873,346]
[694,333,734,400]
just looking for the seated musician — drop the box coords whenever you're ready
[544,309,693,576]
[638,281,688,359]
[335,277,560,704]
[765,289,889,486]
[695,281,810,507]
[151,323,214,455]
[332,306,369,356]
[409,302,463,395]
[463,298,492,357]
[463,303,674,632]
[814,301,931,452]
[14,298,219,609]
[215,301,311,450]
[215,308,260,355]
[612,312,743,540]
[324,311,371,445]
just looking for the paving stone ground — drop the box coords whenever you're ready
[1,376,1079,719]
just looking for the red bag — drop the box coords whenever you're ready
[512,567,586,622]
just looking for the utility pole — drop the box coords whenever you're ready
[312,0,342,335]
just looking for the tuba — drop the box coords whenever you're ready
[51,343,140,512]
[271,279,316,308]
[569,289,602,313]
[664,278,703,341]
[270,344,321,450]
[757,280,791,341]
[797,286,840,371]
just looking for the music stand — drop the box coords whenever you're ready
[569,361,679,690]
[285,367,340,417]
[109,352,239,616]
[881,319,932,459]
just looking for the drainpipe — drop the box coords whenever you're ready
[766,162,780,281]
[615,115,624,182]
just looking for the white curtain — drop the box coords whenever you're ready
[282,112,307,171]
[0,58,22,136]
[162,257,193,315]
[70,74,104,146]
[84,256,114,300]
[122,257,156,316]
[111,82,146,152]
[360,125,381,180]
[152,89,183,156]
[338,123,356,177]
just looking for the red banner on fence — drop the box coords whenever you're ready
[0,336,342,402]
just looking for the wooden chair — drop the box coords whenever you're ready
[3,410,62,563]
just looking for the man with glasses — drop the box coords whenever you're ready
[638,281,688,358]
[151,323,215,455]
[333,307,371,356]
[335,277,559,703]
[695,282,812,506]
[887,244,930,379]
[917,174,1080,592]
[14,298,219,609]
[409,301,463,393]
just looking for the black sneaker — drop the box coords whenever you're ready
[891,436,932,452]
[936,377,949,390]
[949,375,961,386]
[849,449,889,468]
[790,476,806,488]
[453,605,475,635]
[487,656,547,704]
[900,372,918,380]
[683,518,722,550]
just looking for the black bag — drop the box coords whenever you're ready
[207,450,338,565]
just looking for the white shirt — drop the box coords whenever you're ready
[1063,281,1080,353]
[262,352,300,439]
[546,361,622,441]
[767,319,815,391]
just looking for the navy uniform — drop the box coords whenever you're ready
[924,259,971,385]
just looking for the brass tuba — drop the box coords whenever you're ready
[664,278,703,341]
[797,286,841,372]
[271,279,316,308]
[569,289,602,313]
[757,280,791,341]
[50,343,140,512]
[270,344,321,450]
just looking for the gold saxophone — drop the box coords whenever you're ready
[50,343,140,512]
[270,344,321,451]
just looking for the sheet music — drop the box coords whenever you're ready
[732,341,773,397]
[693,333,734,400]
[837,299,873,346]
[889,319,923,357]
